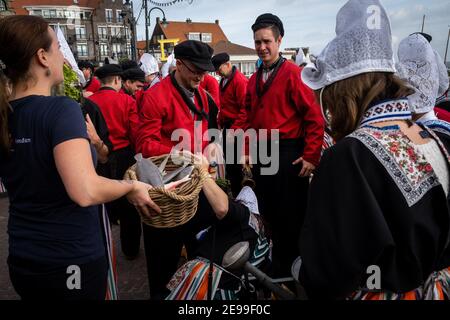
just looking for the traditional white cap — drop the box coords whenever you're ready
[301,0,396,90]
[161,53,176,78]
[396,33,449,114]
[139,53,159,76]
[295,49,310,66]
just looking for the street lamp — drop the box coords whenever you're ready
[145,5,169,53]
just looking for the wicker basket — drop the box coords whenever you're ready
[124,154,208,228]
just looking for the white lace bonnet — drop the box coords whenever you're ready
[396,33,450,114]
[301,0,396,91]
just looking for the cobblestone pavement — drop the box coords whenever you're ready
[0,196,150,300]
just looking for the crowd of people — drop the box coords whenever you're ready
[0,0,450,301]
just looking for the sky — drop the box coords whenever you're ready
[132,0,450,60]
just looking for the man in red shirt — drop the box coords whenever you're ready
[212,52,249,196]
[200,73,220,109]
[88,64,142,260]
[136,40,218,299]
[237,14,324,277]
[120,67,145,99]
[78,61,101,98]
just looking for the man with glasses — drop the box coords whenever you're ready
[135,40,219,299]
[136,40,216,158]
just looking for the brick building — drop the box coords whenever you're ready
[9,0,133,63]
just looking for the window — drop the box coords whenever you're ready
[201,33,212,43]
[75,26,86,40]
[50,9,57,18]
[110,26,122,39]
[116,10,123,23]
[57,10,64,18]
[105,9,113,23]
[126,45,132,57]
[77,44,88,57]
[84,11,91,20]
[112,43,121,55]
[31,9,42,16]
[42,10,50,18]
[100,44,109,56]
[98,27,108,39]
[188,32,200,41]
[59,25,67,38]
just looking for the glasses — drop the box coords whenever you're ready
[180,60,207,76]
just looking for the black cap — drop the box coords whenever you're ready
[94,64,123,79]
[251,13,284,37]
[122,67,145,83]
[411,32,432,43]
[78,61,94,71]
[211,53,230,71]
[174,40,215,72]
[121,59,139,71]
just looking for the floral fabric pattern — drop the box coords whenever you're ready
[349,126,447,207]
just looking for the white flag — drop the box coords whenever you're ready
[55,24,86,86]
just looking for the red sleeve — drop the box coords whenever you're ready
[231,84,251,131]
[126,96,140,148]
[291,68,324,167]
[208,76,221,109]
[137,93,172,157]
[435,107,450,123]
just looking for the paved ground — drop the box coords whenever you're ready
[0,196,150,300]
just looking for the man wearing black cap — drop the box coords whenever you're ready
[212,52,249,196]
[235,13,324,278]
[78,61,101,97]
[88,64,142,259]
[136,40,218,299]
[120,67,146,99]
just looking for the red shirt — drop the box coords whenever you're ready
[235,61,324,166]
[218,67,248,128]
[435,107,450,123]
[137,75,211,157]
[200,74,220,109]
[88,87,139,151]
[84,77,101,93]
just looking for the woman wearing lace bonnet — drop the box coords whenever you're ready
[297,0,450,300]
[396,33,450,153]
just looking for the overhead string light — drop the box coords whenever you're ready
[147,0,194,7]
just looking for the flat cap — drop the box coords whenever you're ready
[174,40,215,72]
[121,67,145,82]
[252,13,285,37]
[211,53,230,71]
[78,61,94,71]
[94,64,123,79]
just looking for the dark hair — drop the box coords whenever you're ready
[0,15,52,155]
[99,76,119,85]
[252,23,281,39]
[317,72,414,141]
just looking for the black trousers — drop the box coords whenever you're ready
[8,256,107,300]
[142,194,216,300]
[101,146,142,258]
[222,121,243,197]
[253,139,309,278]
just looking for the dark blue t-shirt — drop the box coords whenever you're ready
[0,95,104,265]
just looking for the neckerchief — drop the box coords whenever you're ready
[256,56,285,98]
[170,71,209,121]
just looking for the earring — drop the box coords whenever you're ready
[45,68,51,77]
